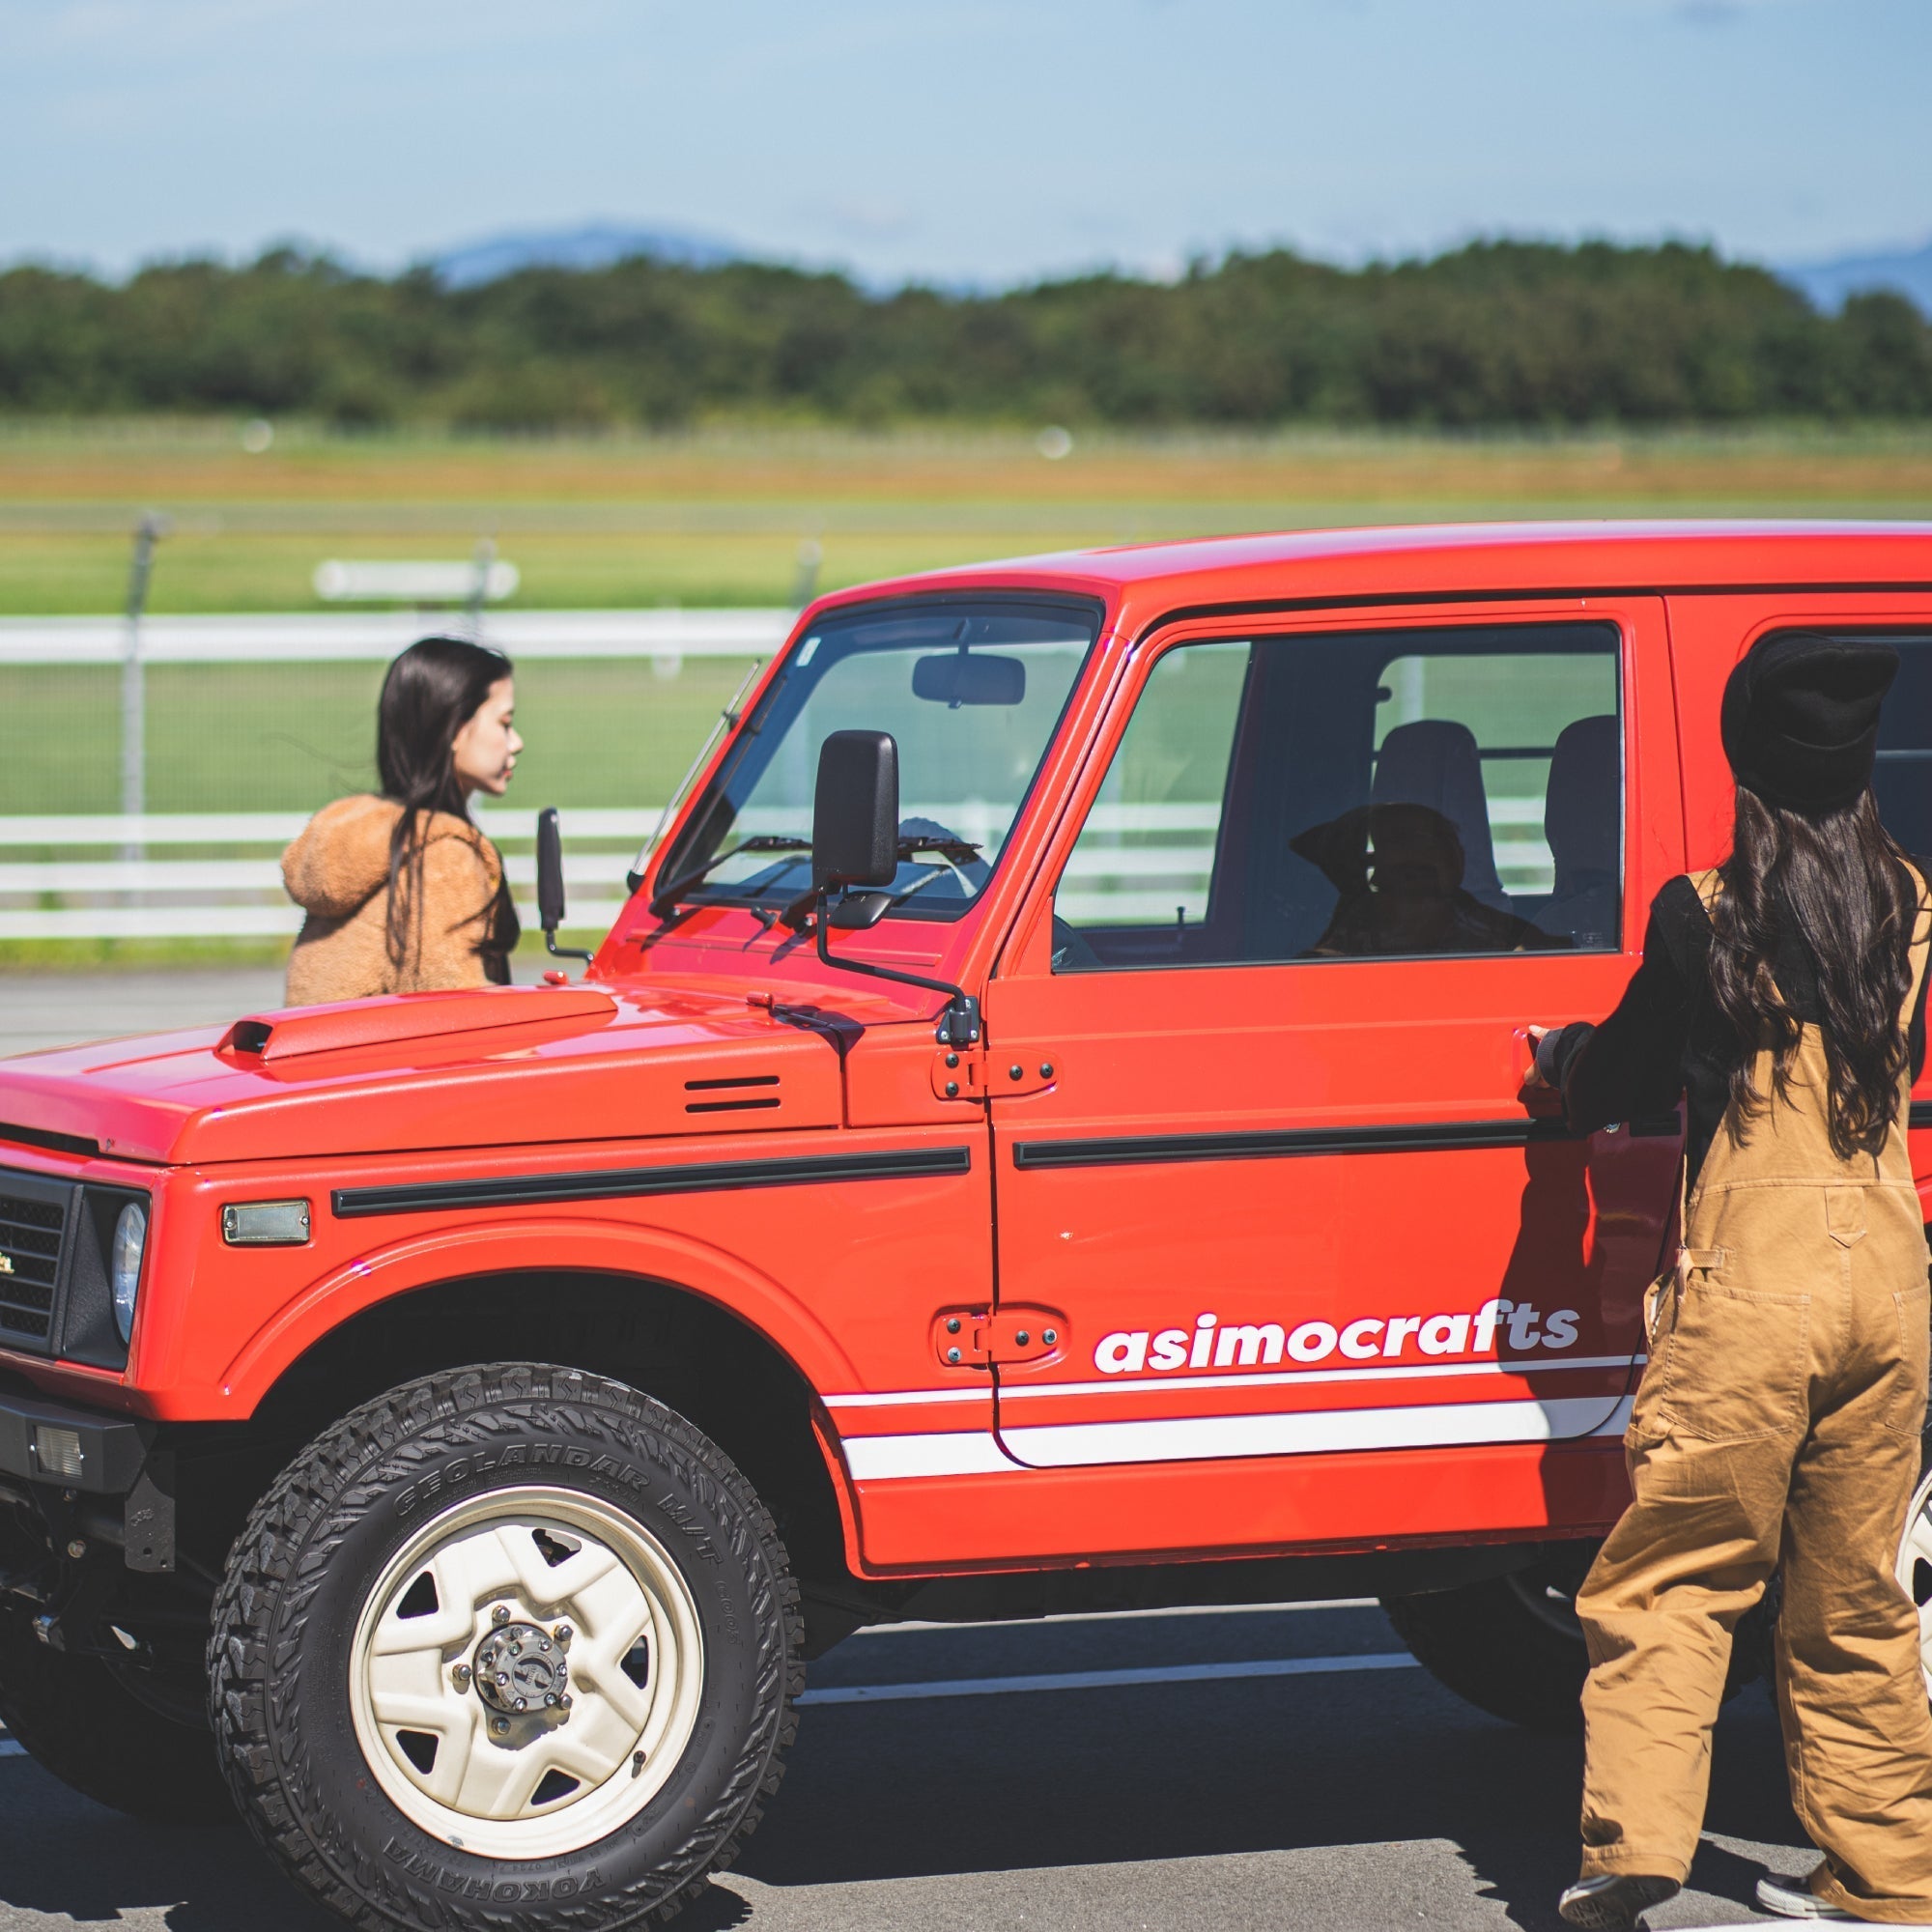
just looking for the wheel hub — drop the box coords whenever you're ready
[471,1619,570,1718]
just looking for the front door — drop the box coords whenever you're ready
[983,600,1682,1547]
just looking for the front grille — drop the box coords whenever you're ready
[0,1173,73,1356]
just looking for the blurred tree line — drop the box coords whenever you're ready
[3,239,1928,429]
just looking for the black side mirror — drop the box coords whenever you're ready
[536,807,593,968]
[804,730,981,1048]
[812,730,899,891]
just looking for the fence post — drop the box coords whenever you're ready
[466,535,497,641]
[121,512,165,866]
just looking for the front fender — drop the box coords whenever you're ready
[213,1215,864,1417]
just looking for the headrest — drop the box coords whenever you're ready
[1373,718,1506,908]
[1545,715,1619,881]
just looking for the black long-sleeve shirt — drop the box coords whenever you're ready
[1543,874,1930,1185]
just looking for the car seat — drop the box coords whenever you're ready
[1371,719,1510,912]
[1536,714,1620,948]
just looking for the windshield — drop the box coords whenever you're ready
[656,597,1099,919]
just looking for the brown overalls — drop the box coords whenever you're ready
[1576,870,1932,1921]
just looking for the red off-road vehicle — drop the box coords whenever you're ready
[2,524,1929,1928]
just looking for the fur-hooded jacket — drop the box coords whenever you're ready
[280,794,518,1006]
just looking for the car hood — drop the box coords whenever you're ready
[0,983,849,1165]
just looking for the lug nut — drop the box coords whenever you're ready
[496,1671,509,1686]
[451,1663,472,1690]
[65,1539,87,1560]
[545,1691,558,1707]
[554,1624,573,1648]
[491,1605,511,1627]
[491,1718,510,1737]
[515,1696,527,1711]
[540,1637,552,1652]
[558,1694,572,1711]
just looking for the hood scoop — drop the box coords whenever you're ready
[219,987,618,1064]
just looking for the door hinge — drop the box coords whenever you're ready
[932,1306,1067,1369]
[931,1048,1060,1102]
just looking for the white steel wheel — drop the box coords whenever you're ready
[1897,1463,1932,1699]
[349,1486,705,1861]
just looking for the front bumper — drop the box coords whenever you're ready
[0,1387,172,1572]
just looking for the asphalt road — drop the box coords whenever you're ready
[0,1600,1817,1932]
[0,969,288,1060]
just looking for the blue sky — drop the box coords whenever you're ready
[6,0,1927,285]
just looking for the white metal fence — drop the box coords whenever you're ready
[0,611,1563,942]
[0,800,1555,943]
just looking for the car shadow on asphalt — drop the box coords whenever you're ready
[0,1671,1803,1931]
[708,1669,1804,1932]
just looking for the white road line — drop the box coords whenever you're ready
[0,1739,24,1758]
[797,1650,1419,1706]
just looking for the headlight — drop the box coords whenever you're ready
[111,1201,147,1345]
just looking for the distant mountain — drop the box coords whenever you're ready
[430,222,741,288]
[1779,239,1932,316]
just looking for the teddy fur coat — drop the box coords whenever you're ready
[281,794,518,1006]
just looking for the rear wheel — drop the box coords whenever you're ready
[1384,1544,1773,1732]
[1893,1448,1932,1697]
[0,1609,229,1822]
[209,1365,802,1930]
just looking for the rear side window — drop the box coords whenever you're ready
[1870,634,1932,862]
[1053,620,1622,971]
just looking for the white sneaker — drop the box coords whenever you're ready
[1754,1872,1859,1920]
[1558,1873,1681,1929]
[1756,1869,1932,1925]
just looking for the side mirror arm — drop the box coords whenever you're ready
[812,888,981,1047]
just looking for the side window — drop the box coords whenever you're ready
[1054,621,1622,971]
[1872,633,1932,862]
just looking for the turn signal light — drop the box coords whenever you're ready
[221,1200,312,1246]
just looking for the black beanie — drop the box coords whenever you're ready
[1719,630,1898,813]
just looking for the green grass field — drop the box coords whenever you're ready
[4,421,1930,965]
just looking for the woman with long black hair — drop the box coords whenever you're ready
[281,635,523,1003]
[1536,633,1932,1929]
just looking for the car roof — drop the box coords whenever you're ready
[807,519,1932,633]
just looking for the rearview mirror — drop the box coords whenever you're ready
[812,730,899,891]
[912,651,1026,706]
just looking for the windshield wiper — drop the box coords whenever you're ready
[648,835,812,918]
[777,834,985,929]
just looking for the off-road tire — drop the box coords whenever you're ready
[0,1608,229,1822]
[1384,1544,1772,1733]
[207,1364,803,1932]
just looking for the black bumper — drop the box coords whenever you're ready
[0,1389,172,1572]
[0,1390,151,1496]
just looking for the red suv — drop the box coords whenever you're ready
[2,523,1929,1930]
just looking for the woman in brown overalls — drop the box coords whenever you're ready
[1534,633,1932,1929]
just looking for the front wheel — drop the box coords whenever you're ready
[209,1366,802,1930]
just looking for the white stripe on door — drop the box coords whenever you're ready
[842,1395,1634,1480]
